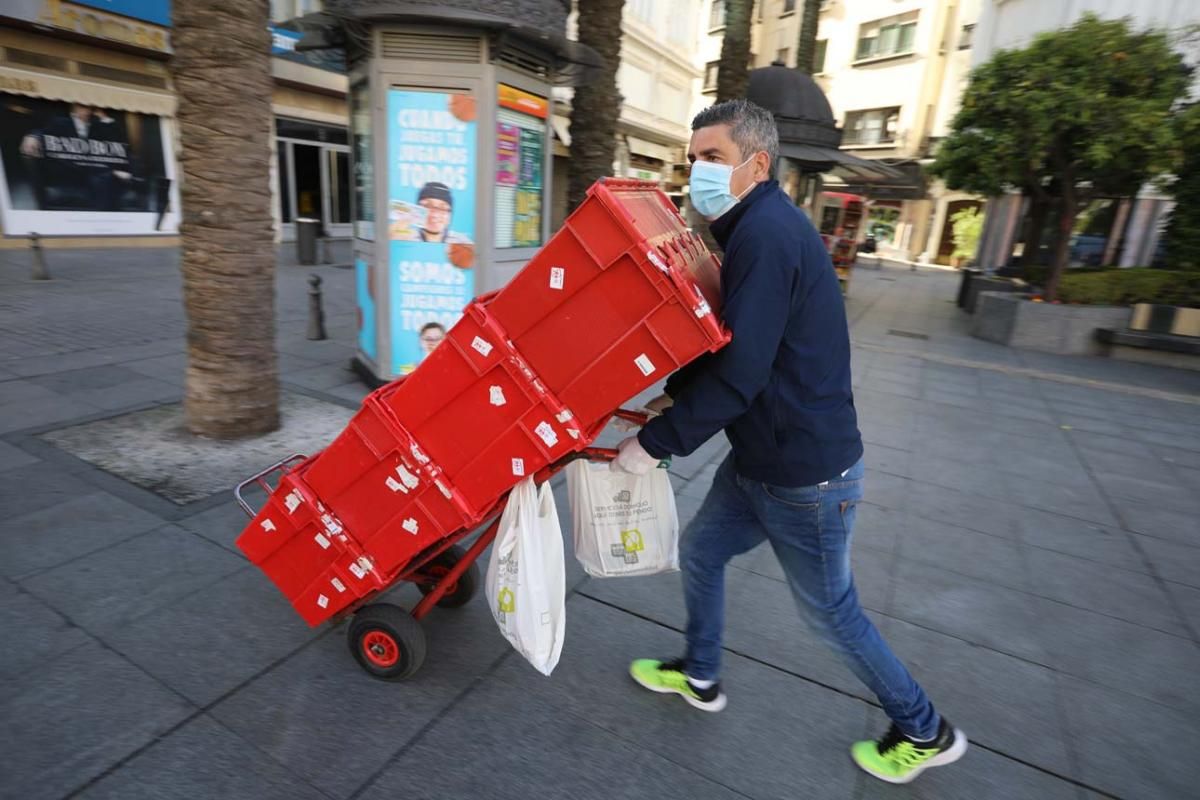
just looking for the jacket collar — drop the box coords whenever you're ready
[708,179,779,250]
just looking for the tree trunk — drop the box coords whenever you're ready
[717,0,753,103]
[795,0,821,74]
[1018,194,1049,270]
[173,1,279,438]
[567,0,627,213]
[1044,187,1078,303]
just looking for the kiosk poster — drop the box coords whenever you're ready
[387,89,477,376]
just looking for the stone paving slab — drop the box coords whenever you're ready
[0,489,165,580]
[75,715,329,800]
[0,641,194,800]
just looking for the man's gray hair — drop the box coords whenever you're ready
[691,99,779,175]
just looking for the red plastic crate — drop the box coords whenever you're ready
[237,179,729,627]
[487,179,726,429]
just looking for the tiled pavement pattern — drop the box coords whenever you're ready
[1,246,1197,800]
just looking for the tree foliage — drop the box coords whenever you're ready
[931,14,1190,299]
[950,206,984,262]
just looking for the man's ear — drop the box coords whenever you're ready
[755,151,771,181]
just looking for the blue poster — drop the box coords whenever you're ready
[387,90,477,375]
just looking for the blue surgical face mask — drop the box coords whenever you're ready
[689,156,756,220]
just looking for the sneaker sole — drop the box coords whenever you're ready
[854,728,969,785]
[630,669,728,712]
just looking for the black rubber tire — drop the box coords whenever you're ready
[347,603,427,681]
[415,545,480,609]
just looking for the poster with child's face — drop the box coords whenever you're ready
[387,89,478,375]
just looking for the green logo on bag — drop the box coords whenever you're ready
[621,530,644,553]
[497,587,515,614]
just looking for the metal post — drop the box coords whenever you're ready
[30,232,49,280]
[307,274,327,340]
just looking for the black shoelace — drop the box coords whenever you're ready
[876,724,909,756]
[659,658,689,674]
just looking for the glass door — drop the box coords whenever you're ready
[293,143,322,224]
[324,146,352,238]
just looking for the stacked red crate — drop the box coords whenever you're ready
[237,180,730,626]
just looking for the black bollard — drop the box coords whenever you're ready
[307,274,327,340]
[30,232,49,280]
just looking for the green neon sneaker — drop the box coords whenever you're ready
[629,658,727,712]
[851,719,968,784]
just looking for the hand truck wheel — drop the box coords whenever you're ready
[416,544,480,609]
[348,603,427,681]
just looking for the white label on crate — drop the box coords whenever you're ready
[635,354,656,376]
[647,250,670,274]
[489,385,507,406]
[357,556,374,574]
[471,336,493,357]
[321,514,343,535]
[397,465,419,489]
[331,577,346,593]
[314,533,331,550]
[402,517,419,535]
[385,476,406,493]
[349,561,365,579]
[260,519,276,533]
[316,594,329,609]
[410,443,430,464]
[567,428,580,440]
[535,421,559,448]
[284,490,302,513]
[695,299,712,318]
[549,266,565,290]
[512,458,525,476]
[435,480,452,499]
[555,409,573,423]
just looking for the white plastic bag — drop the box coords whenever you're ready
[566,460,679,578]
[485,477,566,675]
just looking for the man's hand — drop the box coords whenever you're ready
[610,436,660,475]
[644,393,674,414]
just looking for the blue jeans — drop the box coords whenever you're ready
[681,455,940,740]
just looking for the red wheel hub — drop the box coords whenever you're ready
[361,630,400,667]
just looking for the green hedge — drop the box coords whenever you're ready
[1053,269,1200,307]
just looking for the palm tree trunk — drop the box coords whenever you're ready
[717,0,753,103]
[567,0,627,214]
[795,0,821,74]
[173,1,279,438]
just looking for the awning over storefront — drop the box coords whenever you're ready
[778,141,904,182]
[0,65,174,116]
[830,160,927,201]
[626,135,675,163]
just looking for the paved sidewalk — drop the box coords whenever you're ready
[1,248,1198,800]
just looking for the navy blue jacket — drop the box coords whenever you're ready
[638,180,863,487]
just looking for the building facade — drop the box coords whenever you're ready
[0,0,351,248]
[758,0,982,263]
[549,0,703,229]
[0,0,178,248]
[268,0,349,243]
